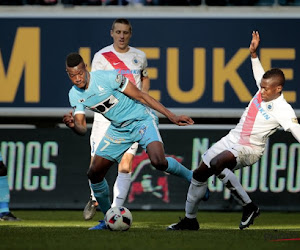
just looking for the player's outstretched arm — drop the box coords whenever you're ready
[249,31,260,58]
[249,31,265,87]
[63,111,87,136]
[141,76,150,93]
[123,82,194,126]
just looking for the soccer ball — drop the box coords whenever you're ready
[105,206,132,231]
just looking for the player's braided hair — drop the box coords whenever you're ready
[66,53,83,67]
[263,68,285,87]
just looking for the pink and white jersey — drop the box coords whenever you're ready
[229,58,297,151]
[91,44,147,122]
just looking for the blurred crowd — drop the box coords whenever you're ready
[0,0,299,6]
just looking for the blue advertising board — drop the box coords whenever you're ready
[1,16,300,117]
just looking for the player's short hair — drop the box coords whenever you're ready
[66,53,83,67]
[263,68,285,87]
[111,18,132,33]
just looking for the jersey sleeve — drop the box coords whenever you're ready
[141,51,148,77]
[251,57,265,89]
[142,51,148,70]
[290,124,300,143]
[273,103,298,132]
[107,70,129,92]
[69,90,85,115]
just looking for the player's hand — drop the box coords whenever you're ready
[249,31,260,57]
[169,115,194,126]
[63,111,75,128]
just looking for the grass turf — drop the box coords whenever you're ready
[1,210,300,250]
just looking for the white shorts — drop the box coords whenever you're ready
[90,120,139,157]
[201,133,263,170]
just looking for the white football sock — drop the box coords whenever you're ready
[185,178,207,219]
[111,172,132,207]
[88,179,96,201]
[218,168,251,206]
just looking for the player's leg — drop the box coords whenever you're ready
[209,150,252,205]
[214,152,251,206]
[111,142,138,207]
[146,141,192,181]
[87,155,114,230]
[83,119,110,220]
[132,118,192,181]
[137,119,210,198]
[0,156,20,221]
[83,157,99,220]
[219,168,260,230]
[211,145,261,229]
[88,155,114,214]
[167,137,235,230]
[167,162,213,230]
[210,148,260,229]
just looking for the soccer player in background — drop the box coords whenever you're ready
[0,151,20,221]
[167,31,300,230]
[82,18,150,221]
[63,53,194,230]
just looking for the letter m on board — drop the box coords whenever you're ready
[0,27,40,103]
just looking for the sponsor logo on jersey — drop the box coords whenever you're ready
[253,95,270,120]
[132,57,139,66]
[88,95,119,114]
[98,86,104,92]
[266,102,274,111]
[115,69,141,75]
[79,99,85,103]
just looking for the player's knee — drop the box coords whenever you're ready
[150,157,168,171]
[192,170,205,182]
[87,166,104,183]
[87,168,94,180]
[0,162,7,176]
[193,163,212,182]
[118,162,131,173]
[210,158,224,176]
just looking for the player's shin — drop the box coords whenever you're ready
[111,172,132,207]
[88,179,97,201]
[165,157,192,182]
[218,168,251,205]
[0,176,10,214]
[90,179,111,215]
[185,178,207,219]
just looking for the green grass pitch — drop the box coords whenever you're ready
[1,210,300,250]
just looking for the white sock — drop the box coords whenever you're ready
[88,180,96,201]
[111,172,132,207]
[218,168,251,206]
[185,178,207,219]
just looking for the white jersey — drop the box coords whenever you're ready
[202,57,299,169]
[91,44,148,122]
[229,57,298,151]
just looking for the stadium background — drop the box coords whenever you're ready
[0,3,300,212]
